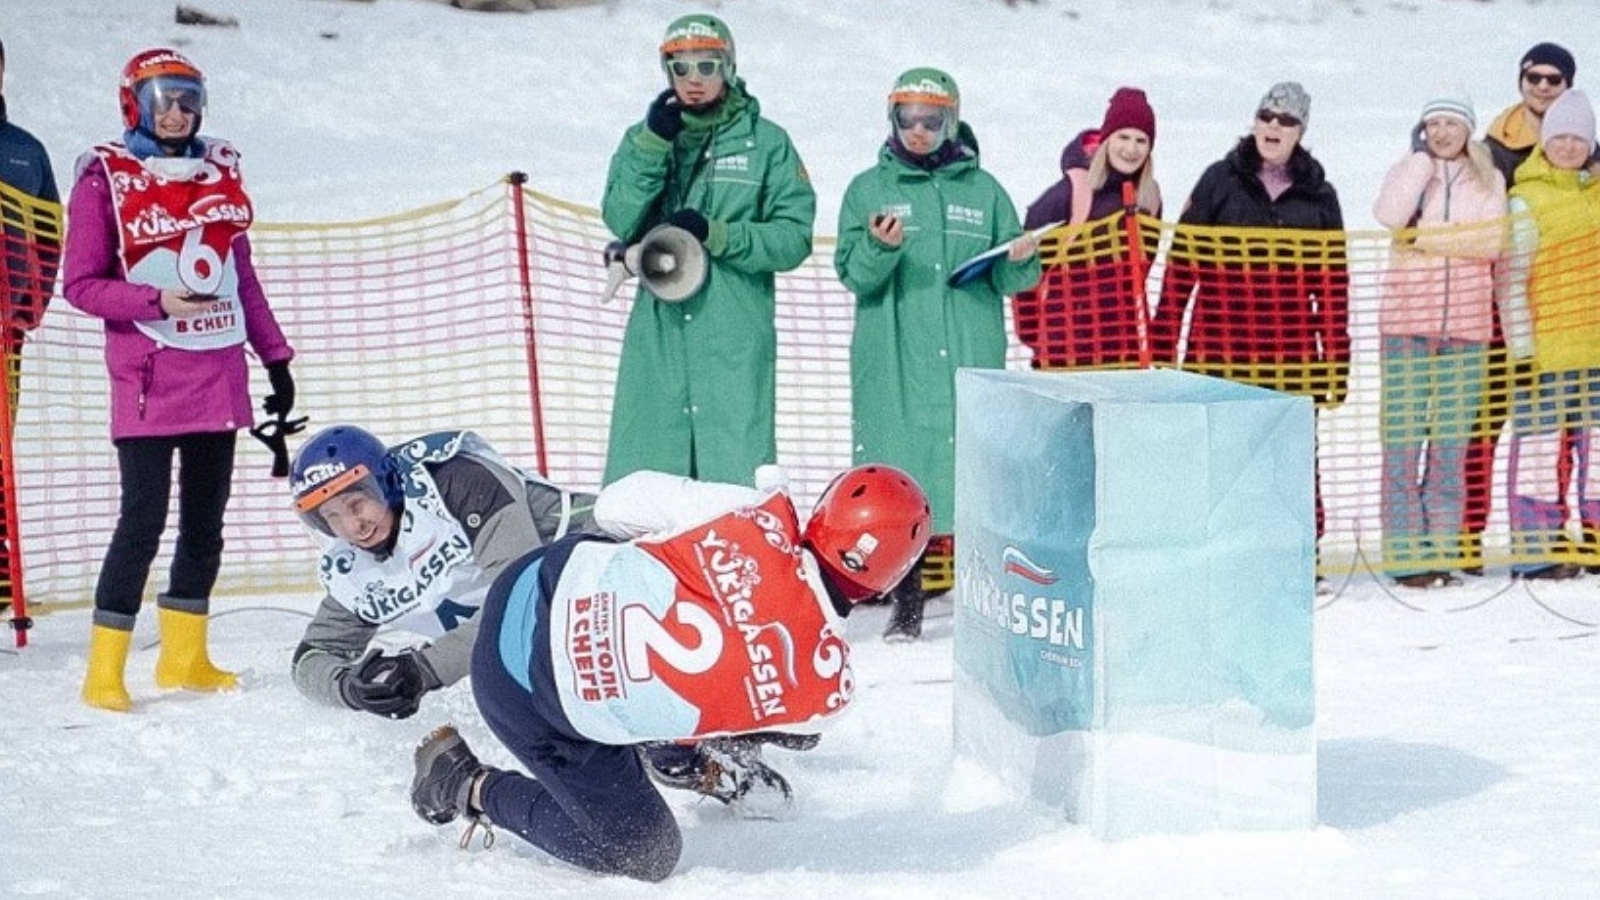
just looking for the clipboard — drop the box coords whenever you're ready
[946,220,1063,288]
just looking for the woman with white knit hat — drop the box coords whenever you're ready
[1371,90,1508,588]
[1499,88,1600,580]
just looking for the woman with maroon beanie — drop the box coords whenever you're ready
[1014,87,1163,370]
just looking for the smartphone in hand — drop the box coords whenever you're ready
[185,292,220,303]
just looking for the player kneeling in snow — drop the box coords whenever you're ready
[409,464,931,882]
[288,426,596,719]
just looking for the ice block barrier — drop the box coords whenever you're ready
[951,368,1317,839]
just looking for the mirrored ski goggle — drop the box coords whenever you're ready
[894,108,948,133]
[140,76,207,117]
[667,56,725,80]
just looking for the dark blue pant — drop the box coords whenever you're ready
[95,431,236,619]
[469,537,682,882]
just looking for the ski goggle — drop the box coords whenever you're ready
[667,56,725,79]
[139,76,207,117]
[894,109,948,133]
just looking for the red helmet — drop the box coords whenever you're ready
[803,465,932,603]
[119,48,206,132]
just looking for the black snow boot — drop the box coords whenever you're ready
[882,575,927,643]
[411,725,492,826]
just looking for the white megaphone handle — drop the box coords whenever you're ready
[599,259,632,304]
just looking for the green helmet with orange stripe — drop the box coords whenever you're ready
[888,67,960,147]
[659,14,736,84]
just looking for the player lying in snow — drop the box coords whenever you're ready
[288,426,595,720]
[407,463,932,881]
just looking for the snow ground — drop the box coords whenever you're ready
[4,581,1599,899]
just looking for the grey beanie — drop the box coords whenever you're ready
[1258,81,1311,128]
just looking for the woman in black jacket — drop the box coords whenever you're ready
[1154,81,1349,544]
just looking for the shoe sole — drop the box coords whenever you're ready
[644,740,796,817]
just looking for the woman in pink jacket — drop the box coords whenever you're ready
[65,49,295,711]
[1371,91,1507,588]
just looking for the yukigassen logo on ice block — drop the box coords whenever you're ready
[954,541,1092,734]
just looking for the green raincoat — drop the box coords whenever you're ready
[600,82,816,486]
[835,125,1040,533]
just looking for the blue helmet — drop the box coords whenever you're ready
[290,425,401,536]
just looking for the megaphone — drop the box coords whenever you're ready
[599,224,708,304]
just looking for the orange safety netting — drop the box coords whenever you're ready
[6,177,1600,629]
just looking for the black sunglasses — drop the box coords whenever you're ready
[1256,110,1303,129]
[1523,70,1567,88]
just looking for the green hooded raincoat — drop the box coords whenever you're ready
[600,82,816,486]
[835,125,1041,533]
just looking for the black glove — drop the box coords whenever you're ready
[1410,123,1427,154]
[263,361,295,417]
[665,209,710,243]
[248,411,309,478]
[338,648,441,720]
[646,89,684,142]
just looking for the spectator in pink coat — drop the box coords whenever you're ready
[1371,90,1508,588]
[65,49,295,712]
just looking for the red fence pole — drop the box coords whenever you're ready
[507,172,551,476]
[1122,180,1154,370]
[0,329,30,649]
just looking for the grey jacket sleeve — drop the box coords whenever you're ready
[411,455,556,687]
[414,606,479,689]
[291,594,380,708]
[413,469,600,686]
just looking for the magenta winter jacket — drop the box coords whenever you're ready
[62,157,294,441]
[1372,151,1507,343]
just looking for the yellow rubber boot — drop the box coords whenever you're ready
[154,606,238,692]
[82,624,133,712]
